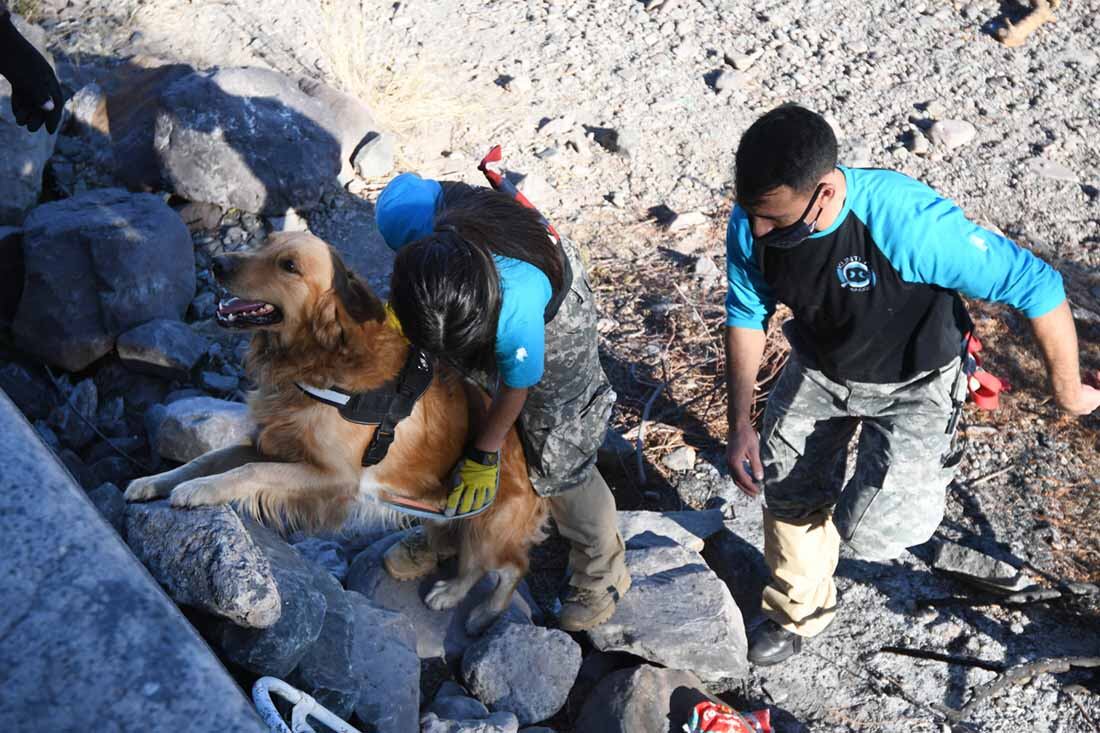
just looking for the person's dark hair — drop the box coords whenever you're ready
[390,228,502,373]
[435,183,565,291]
[389,184,565,370]
[734,104,837,209]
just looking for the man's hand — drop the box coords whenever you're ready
[726,421,763,497]
[444,449,500,518]
[0,15,64,134]
[1030,301,1100,417]
[1057,369,1100,415]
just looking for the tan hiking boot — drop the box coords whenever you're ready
[383,526,450,581]
[558,572,632,632]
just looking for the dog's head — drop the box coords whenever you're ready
[213,232,384,349]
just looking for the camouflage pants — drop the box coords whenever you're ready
[521,237,616,496]
[759,349,965,635]
[467,237,625,590]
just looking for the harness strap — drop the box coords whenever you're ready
[361,346,434,466]
[295,383,353,407]
[478,144,573,323]
[295,345,434,467]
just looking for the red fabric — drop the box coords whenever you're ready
[686,702,772,733]
[964,333,1004,411]
[478,145,560,238]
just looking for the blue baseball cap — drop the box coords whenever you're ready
[375,172,444,251]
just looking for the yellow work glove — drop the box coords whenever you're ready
[444,449,500,518]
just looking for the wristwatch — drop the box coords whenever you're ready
[465,447,499,466]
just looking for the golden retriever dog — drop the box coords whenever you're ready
[125,232,547,634]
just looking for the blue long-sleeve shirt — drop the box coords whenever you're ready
[726,166,1065,382]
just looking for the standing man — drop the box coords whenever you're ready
[0,1,64,133]
[724,104,1098,666]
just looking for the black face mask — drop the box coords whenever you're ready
[752,183,825,249]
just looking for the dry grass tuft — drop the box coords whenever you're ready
[11,0,41,21]
[309,0,493,153]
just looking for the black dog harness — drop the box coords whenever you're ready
[296,346,434,467]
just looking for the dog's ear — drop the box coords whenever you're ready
[330,250,385,323]
[312,290,344,351]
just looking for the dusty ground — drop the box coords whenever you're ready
[22,0,1100,730]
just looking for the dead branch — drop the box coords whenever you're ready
[916,587,1066,608]
[1068,687,1100,732]
[635,380,667,484]
[996,0,1060,48]
[964,465,1016,487]
[950,656,1100,722]
[879,646,1006,673]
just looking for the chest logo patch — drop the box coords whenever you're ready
[836,256,876,292]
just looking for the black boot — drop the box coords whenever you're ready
[748,619,803,667]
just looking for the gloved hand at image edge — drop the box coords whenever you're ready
[0,12,64,134]
[444,448,500,518]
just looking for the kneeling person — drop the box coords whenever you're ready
[375,173,630,630]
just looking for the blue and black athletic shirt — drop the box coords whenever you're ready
[726,166,1066,383]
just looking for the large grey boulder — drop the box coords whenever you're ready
[293,580,419,732]
[124,501,281,628]
[346,531,535,666]
[290,579,358,715]
[0,227,22,321]
[701,494,770,626]
[104,58,197,191]
[574,665,716,733]
[13,189,194,371]
[0,17,57,225]
[294,75,377,179]
[617,509,725,552]
[154,67,353,215]
[461,623,581,725]
[0,390,267,732]
[349,592,421,732]
[216,519,329,677]
[586,544,749,686]
[152,396,254,463]
[117,319,210,380]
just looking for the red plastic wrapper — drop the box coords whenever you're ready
[683,701,772,733]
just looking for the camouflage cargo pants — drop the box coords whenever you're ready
[471,236,625,591]
[474,236,616,498]
[759,349,965,635]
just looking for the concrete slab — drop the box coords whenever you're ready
[0,389,266,732]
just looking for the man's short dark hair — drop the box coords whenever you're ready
[735,104,838,209]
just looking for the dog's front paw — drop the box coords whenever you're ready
[465,600,502,637]
[424,579,465,611]
[169,478,230,508]
[125,474,175,502]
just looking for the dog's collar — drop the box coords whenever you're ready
[295,346,434,467]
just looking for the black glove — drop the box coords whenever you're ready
[0,13,63,134]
